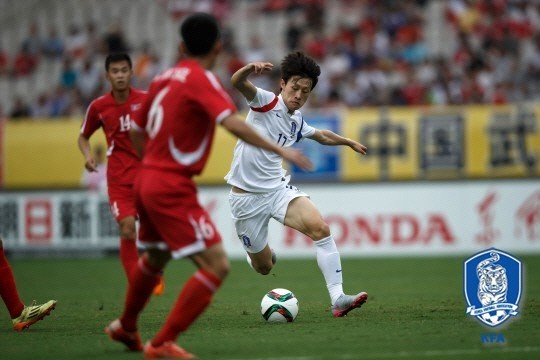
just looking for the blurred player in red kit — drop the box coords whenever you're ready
[77,53,164,295]
[0,238,56,330]
[104,13,312,359]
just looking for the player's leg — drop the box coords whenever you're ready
[246,246,276,275]
[229,191,274,274]
[118,215,139,280]
[112,184,165,295]
[105,248,169,351]
[148,243,229,354]
[109,185,140,282]
[283,196,368,316]
[1,239,57,330]
[0,239,25,320]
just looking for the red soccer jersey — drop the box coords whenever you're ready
[133,59,236,176]
[80,87,147,185]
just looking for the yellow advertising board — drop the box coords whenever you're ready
[2,103,539,189]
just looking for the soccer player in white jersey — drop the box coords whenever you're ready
[225,51,369,317]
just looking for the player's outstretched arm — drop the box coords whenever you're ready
[77,134,98,172]
[308,129,367,155]
[231,62,274,101]
[129,127,145,158]
[222,115,313,171]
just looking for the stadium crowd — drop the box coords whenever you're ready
[1,0,540,120]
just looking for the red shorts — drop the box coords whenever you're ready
[108,184,137,222]
[134,168,221,258]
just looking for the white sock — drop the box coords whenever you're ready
[315,235,343,305]
[246,253,254,269]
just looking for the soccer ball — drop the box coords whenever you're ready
[260,288,299,323]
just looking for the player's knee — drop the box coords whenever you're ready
[309,221,330,240]
[254,261,273,275]
[215,257,230,279]
[119,223,136,240]
[205,253,230,280]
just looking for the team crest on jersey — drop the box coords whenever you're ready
[131,103,142,111]
[240,234,251,247]
[464,248,522,327]
[290,122,297,137]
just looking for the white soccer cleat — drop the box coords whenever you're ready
[331,292,368,317]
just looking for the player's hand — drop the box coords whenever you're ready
[280,148,313,171]
[350,141,368,155]
[85,158,98,172]
[250,62,273,75]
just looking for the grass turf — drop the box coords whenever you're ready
[0,255,539,360]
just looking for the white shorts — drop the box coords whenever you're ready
[228,184,308,253]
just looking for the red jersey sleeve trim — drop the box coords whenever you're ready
[250,96,278,112]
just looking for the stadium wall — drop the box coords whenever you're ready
[0,180,539,257]
[2,103,539,189]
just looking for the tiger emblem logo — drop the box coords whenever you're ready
[464,248,522,327]
[476,252,507,306]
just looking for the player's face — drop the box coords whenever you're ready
[106,61,132,91]
[280,76,312,113]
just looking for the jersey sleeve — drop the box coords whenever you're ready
[132,87,152,132]
[297,117,316,142]
[248,87,277,109]
[80,101,101,137]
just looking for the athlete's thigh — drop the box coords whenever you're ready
[229,192,271,253]
[108,184,137,221]
[283,195,324,234]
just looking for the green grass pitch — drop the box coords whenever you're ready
[0,255,539,360]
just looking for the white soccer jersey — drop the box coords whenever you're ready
[225,87,316,192]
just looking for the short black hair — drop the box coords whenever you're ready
[105,53,132,71]
[180,13,220,56]
[281,51,321,90]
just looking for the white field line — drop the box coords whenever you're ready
[223,346,540,360]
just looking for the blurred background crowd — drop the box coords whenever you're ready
[1,0,540,120]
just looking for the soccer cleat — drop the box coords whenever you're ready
[104,319,143,351]
[144,341,197,359]
[331,292,368,317]
[153,276,165,296]
[12,300,57,331]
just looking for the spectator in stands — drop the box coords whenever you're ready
[21,22,43,57]
[65,24,87,59]
[85,22,102,58]
[42,27,65,59]
[60,58,78,89]
[12,44,38,78]
[48,86,72,117]
[0,45,8,76]
[77,58,102,106]
[102,23,130,53]
[31,93,52,118]
[133,43,162,90]
[9,97,31,119]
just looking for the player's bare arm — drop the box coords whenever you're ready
[77,134,98,172]
[308,129,367,155]
[221,114,313,171]
[231,62,273,101]
[129,128,145,158]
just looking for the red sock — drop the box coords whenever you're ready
[119,255,162,332]
[120,238,139,282]
[151,269,222,346]
[0,247,25,318]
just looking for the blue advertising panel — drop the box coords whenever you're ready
[290,113,339,182]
